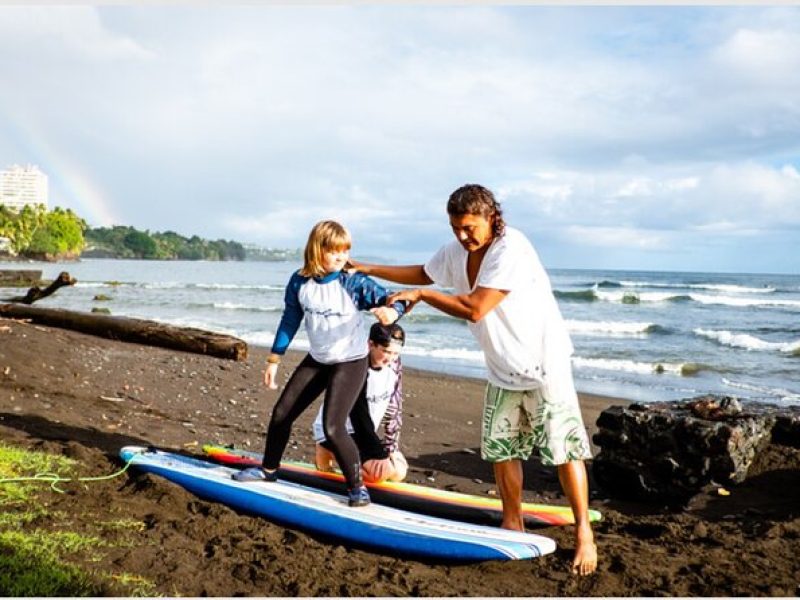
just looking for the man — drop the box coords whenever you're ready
[351,184,597,575]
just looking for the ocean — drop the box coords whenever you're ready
[3,258,798,405]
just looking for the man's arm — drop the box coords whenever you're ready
[349,261,433,286]
[388,286,509,323]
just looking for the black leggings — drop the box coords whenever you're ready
[262,354,369,489]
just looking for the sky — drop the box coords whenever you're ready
[0,5,799,274]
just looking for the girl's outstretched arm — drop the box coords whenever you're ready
[344,272,406,320]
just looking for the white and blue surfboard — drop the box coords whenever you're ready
[120,446,556,562]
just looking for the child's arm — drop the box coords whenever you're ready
[265,274,305,388]
[343,272,407,322]
[381,359,403,453]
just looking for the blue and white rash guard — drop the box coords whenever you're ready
[271,271,406,364]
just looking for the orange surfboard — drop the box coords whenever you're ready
[203,444,601,527]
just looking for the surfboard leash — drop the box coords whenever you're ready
[0,460,134,494]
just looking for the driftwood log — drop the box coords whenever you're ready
[4,271,76,304]
[0,304,248,361]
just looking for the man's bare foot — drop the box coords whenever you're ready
[572,526,597,576]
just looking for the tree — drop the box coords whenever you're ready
[0,203,48,254]
[83,224,247,261]
[27,208,86,257]
[123,230,158,259]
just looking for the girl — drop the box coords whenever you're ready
[233,220,405,507]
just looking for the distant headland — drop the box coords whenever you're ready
[0,203,300,262]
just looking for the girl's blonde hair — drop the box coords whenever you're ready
[300,220,352,277]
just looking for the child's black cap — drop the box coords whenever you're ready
[369,322,405,347]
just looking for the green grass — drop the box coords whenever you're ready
[0,443,157,596]
[97,518,147,532]
[108,572,158,597]
[0,506,50,528]
[0,443,76,505]
[0,530,103,596]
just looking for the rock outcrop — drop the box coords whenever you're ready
[592,395,800,502]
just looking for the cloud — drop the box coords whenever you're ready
[221,180,399,247]
[561,225,668,249]
[1,5,798,272]
[0,7,154,61]
[496,161,800,236]
[711,28,800,84]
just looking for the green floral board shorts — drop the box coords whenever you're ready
[481,381,592,466]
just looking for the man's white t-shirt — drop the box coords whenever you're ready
[424,227,574,391]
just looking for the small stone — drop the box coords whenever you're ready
[472,478,483,484]
[692,522,708,538]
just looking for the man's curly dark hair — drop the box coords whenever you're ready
[446,184,506,237]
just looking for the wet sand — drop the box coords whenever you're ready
[1,316,798,596]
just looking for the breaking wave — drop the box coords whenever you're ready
[554,288,799,308]
[571,356,717,376]
[565,320,665,336]
[186,302,283,313]
[694,329,800,355]
[618,281,776,294]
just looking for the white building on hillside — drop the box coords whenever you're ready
[0,164,49,211]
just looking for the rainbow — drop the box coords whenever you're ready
[2,114,119,226]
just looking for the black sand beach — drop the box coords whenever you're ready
[1,316,799,596]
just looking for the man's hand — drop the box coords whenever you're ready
[344,258,364,274]
[362,458,394,483]
[387,289,422,313]
[263,363,279,389]
[370,306,399,325]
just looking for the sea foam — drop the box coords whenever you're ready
[565,320,659,336]
[694,329,800,354]
[618,281,776,294]
[571,356,707,376]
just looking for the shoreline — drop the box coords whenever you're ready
[4,258,798,406]
[1,317,798,596]
[250,342,640,411]
[234,345,628,458]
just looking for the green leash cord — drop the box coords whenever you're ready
[0,458,134,494]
